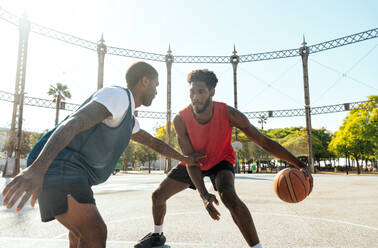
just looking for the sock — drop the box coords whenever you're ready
[250,243,262,248]
[153,224,163,235]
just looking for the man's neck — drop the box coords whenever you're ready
[128,87,141,108]
[192,102,214,124]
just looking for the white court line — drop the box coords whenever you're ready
[52,211,203,239]
[51,210,378,240]
[0,237,215,247]
[2,211,377,247]
[254,211,378,232]
[105,211,378,232]
[109,211,378,232]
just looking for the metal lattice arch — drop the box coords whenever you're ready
[0,90,373,119]
[0,6,377,175]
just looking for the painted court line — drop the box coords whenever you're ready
[52,211,203,239]
[0,237,214,247]
[50,210,378,240]
[108,211,378,232]
[106,211,378,232]
[254,212,378,231]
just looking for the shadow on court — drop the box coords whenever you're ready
[1,174,378,248]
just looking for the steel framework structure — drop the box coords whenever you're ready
[0,90,374,120]
[1,6,377,176]
[1,7,377,63]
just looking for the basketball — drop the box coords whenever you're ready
[273,168,310,203]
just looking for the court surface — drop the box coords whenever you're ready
[1,172,377,248]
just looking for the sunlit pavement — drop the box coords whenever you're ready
[1,173,378,248]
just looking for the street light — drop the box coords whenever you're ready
[232,141,242,173]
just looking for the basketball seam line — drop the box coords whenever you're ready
[284,174,296,202]
[292,171,308,196]
[288,171,299,202]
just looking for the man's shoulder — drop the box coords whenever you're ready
[178,104,191,114]
[95,86,127,96]
[214,101,229,107]
[104,86,128,93]
[214,101,232,112]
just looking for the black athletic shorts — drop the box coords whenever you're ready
[38,183,95,222]
[167,160,234,191]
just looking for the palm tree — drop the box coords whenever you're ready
[48,83,71,125]
[258,114,267,130]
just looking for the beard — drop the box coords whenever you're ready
[143,97,153,106]
[143,91,155,106]
[193,96,211,114]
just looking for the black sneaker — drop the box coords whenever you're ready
[134,232,166,248]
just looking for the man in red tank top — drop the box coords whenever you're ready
[135,70,313,248]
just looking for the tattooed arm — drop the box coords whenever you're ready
[2,101,111,211]
[131,129,204,166]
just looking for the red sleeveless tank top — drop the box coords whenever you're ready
[179,101,235,171]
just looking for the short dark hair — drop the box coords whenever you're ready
[187,69,218,89]
[126,61,158,88]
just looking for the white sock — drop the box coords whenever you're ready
[251,243,262,248]
[153,224,163,234]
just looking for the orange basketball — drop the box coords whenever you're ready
[273,168,310,203]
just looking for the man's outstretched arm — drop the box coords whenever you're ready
[131,129,204,166]
[227,106,311,176]
[2,101,111,211]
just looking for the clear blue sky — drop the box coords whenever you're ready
[0,0,377,134]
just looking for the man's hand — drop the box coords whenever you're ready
[201,192,221,221]
[300,166,313,195]
[2,166,44,211]
[183,153,206,166]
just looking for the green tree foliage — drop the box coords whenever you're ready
[257,114,267,130]
[240,127,333,167]
[48,82,71,125]
[263,127,302,139]
[119,141,136,170]
[134,143,158,173]
[2,130,45,158]
[312,128,333,164]
[155,122,179,150]
[119,140,158,173]
[329,95,377,174]
[278,130,309,157]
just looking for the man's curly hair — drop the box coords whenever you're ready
[187,69,218,89]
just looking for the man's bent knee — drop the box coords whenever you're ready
[219,188,241,211]
[152,189,162,203]
[152,188,170,203]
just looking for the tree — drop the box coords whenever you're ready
[329,126,350,172]
[278,130,309,157]
[1,130,45,159]
[134,142,158,173]
[248,142,272,172]
[257,114,267,130]
[264,127,302,139]
[155,122,179,150]
[329,96,377,174]
[311,128,333,166]
[119,141,136,170]
[48,83,71,125]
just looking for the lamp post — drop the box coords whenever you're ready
[230,45,240,173]
[97,34,107,90]
[165,45,173,173]
[3,13,30,177]
[299,36,314,173]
